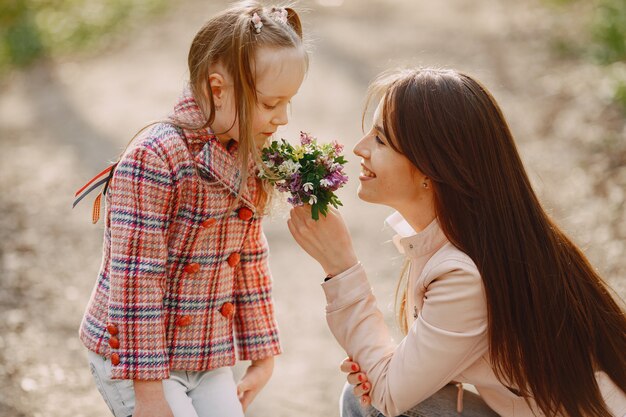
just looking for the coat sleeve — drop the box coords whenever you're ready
[233,217,282,360]
[323,261,489,417]
[107,144,173,380]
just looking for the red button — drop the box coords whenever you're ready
[238,207,253,221]
[108,336,120,349]
[106,324,119,335]
[110,353,120,365]
[227,253,240,267]
[220,302,235,318]
[201,218,217,228]
[176,315,192,327]
[184,263,200,273]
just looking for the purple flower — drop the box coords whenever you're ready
[324,170,349,191]
[287,194,303,206]
[300,131,315,145]
[331,140,344,154]
[267,152,284,166]
[288,172,302,194]
[276,181,290,193]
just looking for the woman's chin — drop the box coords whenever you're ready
[356,187,376,204]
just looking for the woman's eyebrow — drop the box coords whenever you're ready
[374,124,385,135]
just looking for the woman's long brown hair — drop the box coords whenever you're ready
[368,68,626,416]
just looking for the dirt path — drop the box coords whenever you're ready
[0,0,623,416]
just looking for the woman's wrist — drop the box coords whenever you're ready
[324,257,359,278]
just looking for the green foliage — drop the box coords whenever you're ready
[545,0,626,114]
[591,0,626,64]
[0,0,166,73]
[614,79,626,112]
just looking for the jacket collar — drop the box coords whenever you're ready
[385,211,448,258]
[170,86,256,209]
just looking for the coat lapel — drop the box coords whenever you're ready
[194,139,257,209]
[170,86,257,210]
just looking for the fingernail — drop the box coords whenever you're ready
[358,374,365,382]
[362,383,369,390]
[351,364,359,372]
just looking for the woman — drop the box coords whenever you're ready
[288,68,626,416]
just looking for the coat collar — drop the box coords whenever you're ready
[169,86,257,209]
[385,211,448,258]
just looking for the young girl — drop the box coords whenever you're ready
[288,68,626,416]
[77,3,307,417]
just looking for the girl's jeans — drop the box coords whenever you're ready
[340,382,500,417]
[87,350,244,417]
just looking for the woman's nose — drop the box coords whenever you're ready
[353,135,370,158]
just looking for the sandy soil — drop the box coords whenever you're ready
[0,0,624,416]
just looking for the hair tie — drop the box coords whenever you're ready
[251,12,263,34]
[269,7,288,25]
[251,7,289,34]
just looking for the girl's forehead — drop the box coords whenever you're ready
[255,47,306,97]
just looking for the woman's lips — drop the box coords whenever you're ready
[359,164,376,181]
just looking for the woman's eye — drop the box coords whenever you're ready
[375,135,385,145]
[264,103,277,110]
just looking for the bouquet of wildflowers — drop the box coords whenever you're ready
[259,132,349,220]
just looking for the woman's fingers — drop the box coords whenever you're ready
[353,380,371,397]
[340,358,371,407]
[346,372,368,385]
[340,358,359,373]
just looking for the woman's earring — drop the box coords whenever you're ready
[422,182,428,189]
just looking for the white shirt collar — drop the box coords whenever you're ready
[385,211,448,258]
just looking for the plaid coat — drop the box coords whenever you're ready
[79,89,281,380]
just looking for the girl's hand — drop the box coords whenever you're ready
[237,356,274,412]
[287,206,358,276]
[341,357,371,407]
[133,380,174,417]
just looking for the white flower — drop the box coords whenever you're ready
[278,160,301,176]
[320,179,332,188]
[308,195,318,205]
[302,182,314,192]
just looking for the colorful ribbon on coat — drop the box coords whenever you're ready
[73,164,116,224]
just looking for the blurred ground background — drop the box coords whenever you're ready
[0,0,625,416]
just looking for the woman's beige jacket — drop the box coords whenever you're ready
[322,213,625,417]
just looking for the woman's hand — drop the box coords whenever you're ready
[287,206,358,276]
[133,380,175,417]
[341,357,371,407]
[237,356,274,412]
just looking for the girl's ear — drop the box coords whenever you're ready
[208,72,226,105]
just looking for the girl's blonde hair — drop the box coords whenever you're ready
[183,1,307,212]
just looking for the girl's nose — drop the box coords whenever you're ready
[272,108,289,126]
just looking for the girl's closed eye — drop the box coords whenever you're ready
[263,102,278,110]
[375,135,385,145]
